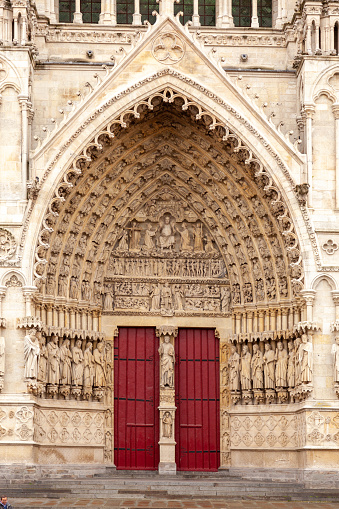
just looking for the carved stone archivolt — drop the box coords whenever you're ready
[32,99,304,325]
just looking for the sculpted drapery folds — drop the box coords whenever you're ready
[93,342,106,388]
[287,341,295,388]
[159,334,175,388]
[240,345,251,390]
[275,341,288,387]
[332,336,339,383]
[263,343,275,389]
[83,342,94,388]
[72,339,84,386]
[299,334,313,384]
[24,329,40,379]
[251,344,264,389]
[229,345,240,391]
[59,339,72,385]
[47,335,60,385]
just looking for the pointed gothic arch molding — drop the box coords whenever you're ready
[29,98,306,322]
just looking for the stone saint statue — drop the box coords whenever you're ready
[59,339,72,385]
[162,411,173,438]
[37,333,48,383]
[275,341,288,387]
[263,343,275,389]
[251,343,264,389]
[299,334,313,384]
[83,342,94,388]
[332,336,339,383]
[47,335,60,385]
[228,345,240,391]
[240,345,251,390]
[159,335,175,388]
[294,336,301,386]
[24,329,40,379]
[0,336,4,377]
[158,215,176,250]
[72,339,84,386]
[93,342,106,388]
[161,283,172,312]
[150,284,161,311]
[287,340,295,388]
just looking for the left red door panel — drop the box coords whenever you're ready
[114,327,159,470]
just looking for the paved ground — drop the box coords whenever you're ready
[8,498,339,508]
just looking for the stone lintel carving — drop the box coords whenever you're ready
[156,325,178,338]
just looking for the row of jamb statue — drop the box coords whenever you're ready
[24,329,106,399]
[229,334,313,395]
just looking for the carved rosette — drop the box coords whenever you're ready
[219,333,231,468]
[0,228,16,263]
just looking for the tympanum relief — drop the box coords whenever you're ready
[104,204,230,317]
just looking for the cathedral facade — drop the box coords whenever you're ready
[1,0,339,478]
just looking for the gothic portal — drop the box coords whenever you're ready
[1,2,339,479]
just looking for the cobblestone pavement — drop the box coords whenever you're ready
[9,498,339,508]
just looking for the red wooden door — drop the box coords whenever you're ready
[114,327,159,470]
[175,328,220,471]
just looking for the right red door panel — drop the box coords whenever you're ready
[175,328,220,471]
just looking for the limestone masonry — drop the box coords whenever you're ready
[0,0,339,477]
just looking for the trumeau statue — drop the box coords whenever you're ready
[229,345,240,391]
[159,334,175,388]
[24,329,40,379]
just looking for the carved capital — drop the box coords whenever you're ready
[332,103,339,120]
[156,325,178,338]
[300,289,316,305]
[0,286,7,300]
[303,104,315,119]
[331,291,339,305]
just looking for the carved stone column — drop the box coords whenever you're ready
[218,331,231,469]
[156,325,178,475]
[300,289,316,322]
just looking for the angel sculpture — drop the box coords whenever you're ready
[157,215,176,250]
